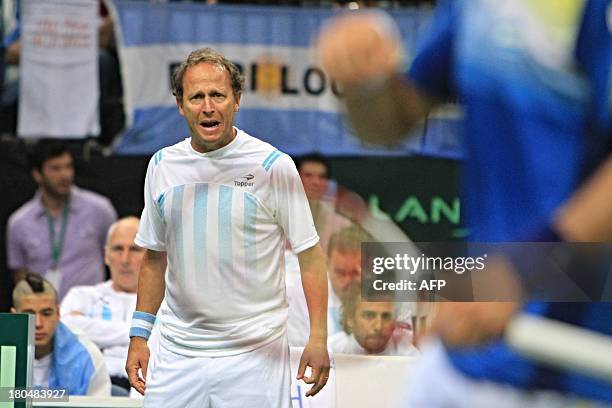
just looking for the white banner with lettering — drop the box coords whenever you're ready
[18,0,99,139]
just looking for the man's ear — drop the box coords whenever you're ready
[346,315,355,333]
[176,97,185,116]
[234,92,242,112]
[32,169,42,184]
[10,307,16,313]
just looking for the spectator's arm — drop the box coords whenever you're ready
[63,316,131,349]
[7,216,28,283]
[6,40,20,64]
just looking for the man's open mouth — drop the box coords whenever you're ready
[200,120,220,129]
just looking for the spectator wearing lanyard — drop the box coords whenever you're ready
[7,139,117,300]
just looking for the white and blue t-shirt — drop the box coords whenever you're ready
[136,128,319,357]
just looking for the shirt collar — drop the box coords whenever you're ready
[33,186,78,218]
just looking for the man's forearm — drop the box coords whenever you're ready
[298,244,328,341]
[136,249,167,315]
[555,154,612,242]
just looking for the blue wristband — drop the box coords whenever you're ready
[130,311,156,340]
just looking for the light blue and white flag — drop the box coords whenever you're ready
[110,1,462,158]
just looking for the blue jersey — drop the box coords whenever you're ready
[408,0,612,402]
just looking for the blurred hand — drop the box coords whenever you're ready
[426,301,520,347]
[125,337,149,395]
[316,11,404,88]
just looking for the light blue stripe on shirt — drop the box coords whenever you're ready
[264,151,282,171]
[156,192,166,219]
[194,184,208,287]
[219,186,233,274]
[171,185,185,279]
[262,150,280,169]
[244,192,258,274]
[102,305,112,321]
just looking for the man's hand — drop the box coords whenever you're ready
[296,339,330,397]
[316,11,403,88]
[125,337,150,395]
[427,301,520,347]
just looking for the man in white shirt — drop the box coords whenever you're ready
[125,48,329,408]
[11,272,110,396]
[329,282,419,357]
[327,226,371,334]
[61,216,143,394]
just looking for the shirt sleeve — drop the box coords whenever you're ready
[6,214,26,270]
[135,156,167,251]
[269,154,319,254]
[407,0,458,99]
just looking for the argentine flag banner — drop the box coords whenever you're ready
[109,1,462,157]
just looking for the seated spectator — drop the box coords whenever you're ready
[326,225,371,334]
[296,153,352,253]
[6,139,117,300]
[60,217,143,395]
[11,272,111,396]
[296,153,414,250]
[329,282,419,356]
[327,225,415,336]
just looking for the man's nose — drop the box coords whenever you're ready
[373,316,383,332]
[120,249,130,263]
[202,97,215,114]
[35,313,43,328]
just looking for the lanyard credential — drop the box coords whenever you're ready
[46,203,70,269]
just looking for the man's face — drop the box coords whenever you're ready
[33,152,74,198]
[12,294,59,349]
[106,222,144,293]
[298,161,328,201]
[329,249,361,298]
[349,301,395,354]
[177,62,241,153]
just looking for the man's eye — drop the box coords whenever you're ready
[362,311,376,320]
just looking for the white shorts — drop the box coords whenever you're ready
[403,339,612,408]
[144,334,291,408]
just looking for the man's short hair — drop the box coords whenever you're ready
[28,139,71,172]
[294,153,331,178]
[105,216,140,246]
[12,272,58,309]
[328,225,372,257]
[171,47,245,101]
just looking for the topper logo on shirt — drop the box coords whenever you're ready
[234,174,255,187]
